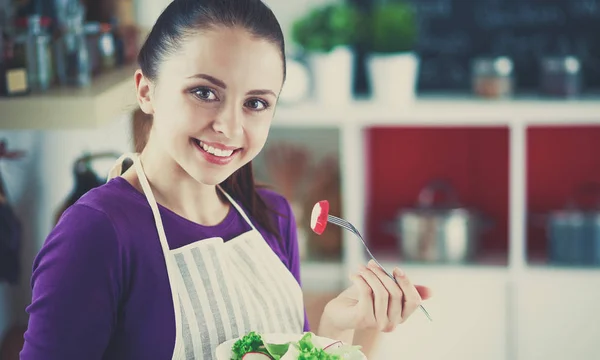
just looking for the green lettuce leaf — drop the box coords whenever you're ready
[263,342,292,359]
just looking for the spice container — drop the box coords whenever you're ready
[98,23,116,71]
[540,56,581,98]
[471,56,514,99]
[22,15,54,91]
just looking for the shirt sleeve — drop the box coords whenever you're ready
[280,198,311,332]
[20,204,123,360]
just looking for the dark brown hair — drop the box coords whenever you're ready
[137,0,286,243]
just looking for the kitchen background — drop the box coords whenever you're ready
[1,0,600,359]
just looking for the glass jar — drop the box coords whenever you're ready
[540,56,581,98]
[471,56,514,99]
[55,3,91,87]
[24,15,54,91]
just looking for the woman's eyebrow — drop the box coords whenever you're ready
[187,73,227,89]
[247,89,276,97]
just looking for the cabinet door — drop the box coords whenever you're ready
[369,271,508,360]
[516,271,600,360]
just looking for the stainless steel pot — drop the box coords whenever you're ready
[383,180,492,263]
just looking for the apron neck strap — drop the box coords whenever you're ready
[217,185,257,231]
[108,153,172,256]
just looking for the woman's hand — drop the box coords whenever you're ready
[318,259,432,340]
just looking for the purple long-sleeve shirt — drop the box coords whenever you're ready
[21,177,309,359]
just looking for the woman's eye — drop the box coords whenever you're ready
[245,99,268,111]
[192,88,218,101]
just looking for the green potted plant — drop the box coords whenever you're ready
[291,2,360,105]
[365,1,419,106]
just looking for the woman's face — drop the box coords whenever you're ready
[136,26,284,185]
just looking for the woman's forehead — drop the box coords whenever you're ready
[159,27,284,90]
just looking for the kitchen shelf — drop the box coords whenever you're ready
[526,125,600,268]
[266,95,600,282]
[0,65,137,130]
[363,127,510,263]
[274,93,600,128]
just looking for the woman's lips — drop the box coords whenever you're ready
[192,138,240,165]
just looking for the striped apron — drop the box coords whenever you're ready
[108,154,306,359]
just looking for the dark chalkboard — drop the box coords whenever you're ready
[351,0,600,93]
[409,0,600,91]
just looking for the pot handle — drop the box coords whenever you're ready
[417,179,460,208]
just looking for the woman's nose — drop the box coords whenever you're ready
[211,104,243,139]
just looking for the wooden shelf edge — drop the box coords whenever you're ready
[0,66,138,130]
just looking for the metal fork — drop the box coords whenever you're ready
[328,214,433,322]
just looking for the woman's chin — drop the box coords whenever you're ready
[192,172,232,187]
[184,164,236,187]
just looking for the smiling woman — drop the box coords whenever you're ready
[20,1,431,359]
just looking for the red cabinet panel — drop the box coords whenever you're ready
[527,126,600,261]
[364,127,510,261]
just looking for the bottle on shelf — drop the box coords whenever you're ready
[54,1,91,87]
[0,15,29,97]
[98,22,116,72]
[17,15,54,91]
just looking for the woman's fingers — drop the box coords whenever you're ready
[358,265,389,331]
[352,261,433,331]
[366,260,403,332]
[349,272,372,305]
[393,267,422,322]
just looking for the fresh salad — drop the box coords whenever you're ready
[230,331,364,360]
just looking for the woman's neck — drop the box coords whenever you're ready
[123,139,230,226]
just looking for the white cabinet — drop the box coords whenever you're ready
[516,270,600,360]
[370,270,508,360]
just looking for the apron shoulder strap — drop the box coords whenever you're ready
[217,185,258,231]
[107,153,137,181]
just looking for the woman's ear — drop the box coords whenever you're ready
[135,69,154,115]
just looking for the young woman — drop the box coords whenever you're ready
[20,0,432,359]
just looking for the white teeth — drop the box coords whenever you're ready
[198,140,235,158]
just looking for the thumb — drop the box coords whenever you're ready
[415,285,433,300]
